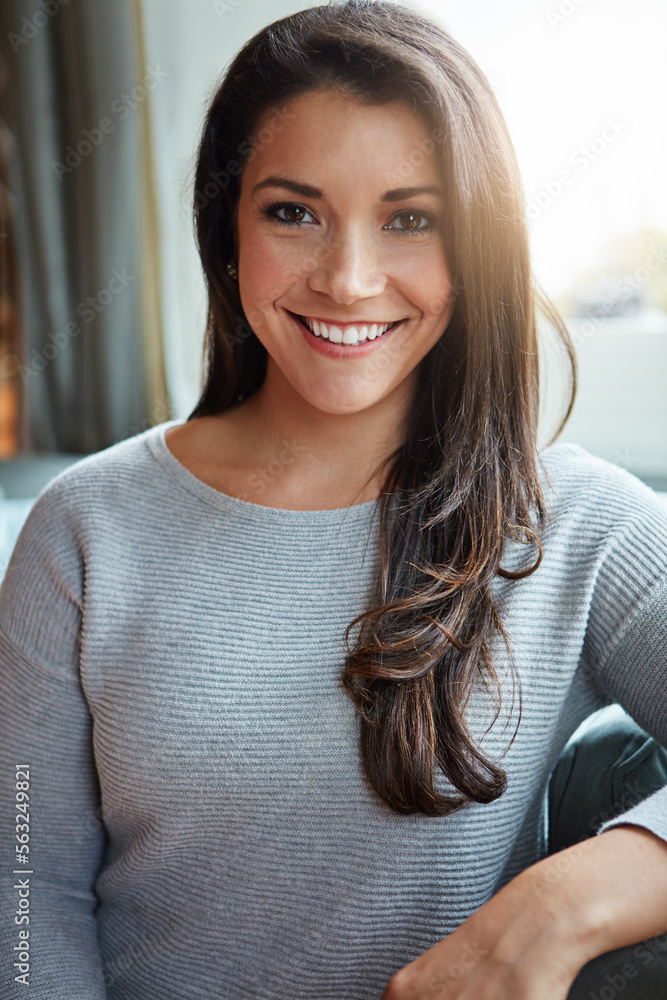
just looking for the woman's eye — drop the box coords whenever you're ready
[265,203,316,226]
[384,210,435,234]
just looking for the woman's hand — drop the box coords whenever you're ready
[379,839,602,1000]
[380,826,667,998]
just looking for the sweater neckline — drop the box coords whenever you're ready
[146,419,383,525]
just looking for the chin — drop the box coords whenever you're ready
[299,384,383,416]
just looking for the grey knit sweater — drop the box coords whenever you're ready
[1,419,666,1000]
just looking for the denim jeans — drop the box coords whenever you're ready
[545,705,667,999]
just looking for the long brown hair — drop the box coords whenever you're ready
[189,0,576,815]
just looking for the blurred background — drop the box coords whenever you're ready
[0,0,665,532]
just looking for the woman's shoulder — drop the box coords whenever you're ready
[533,441,667,612]
[0,425,171,633]
[537,440,667,526]
[34,422,169,504]
[495,442,667,585]
[14,423,171,545]
[535,443,667,680]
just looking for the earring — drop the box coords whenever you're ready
[226,258,239,281]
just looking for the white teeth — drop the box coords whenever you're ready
[301,316,395,343]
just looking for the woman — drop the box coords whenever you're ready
[1,2,666,998]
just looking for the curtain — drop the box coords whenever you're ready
[0,0,168,453]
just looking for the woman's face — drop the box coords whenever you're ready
[235,88,457,415]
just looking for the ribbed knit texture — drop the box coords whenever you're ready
[1,419,666,999]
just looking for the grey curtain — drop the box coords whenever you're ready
[0,0,168,453]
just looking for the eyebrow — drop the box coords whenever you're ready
[251,176,444,201]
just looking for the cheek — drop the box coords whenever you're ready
[239,250,286,331]
[241,233,311,307]
[426,250,455,318]
[404,259,455,324]
[427,285,457,325]
[385,235,452,294]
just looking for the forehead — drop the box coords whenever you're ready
[241,88,441,195]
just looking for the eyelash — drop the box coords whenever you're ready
[260,201,437,236]
[383,210,437,236]
[262,202,317,228]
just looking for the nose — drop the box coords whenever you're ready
[306,226,386,304]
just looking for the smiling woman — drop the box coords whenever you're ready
[0,2,666,1000]
[232,91,456,418]
[174,0,566,812]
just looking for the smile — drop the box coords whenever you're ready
[299,315,400,345]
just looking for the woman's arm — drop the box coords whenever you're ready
[534,824,667,958]
[379,824,667,1000]
[381,475,667,999]
[0,485,108,998]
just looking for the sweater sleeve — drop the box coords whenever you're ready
[579,468,667,843]
[0,483,107,999]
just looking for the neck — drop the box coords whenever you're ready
[235,359,416,505]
